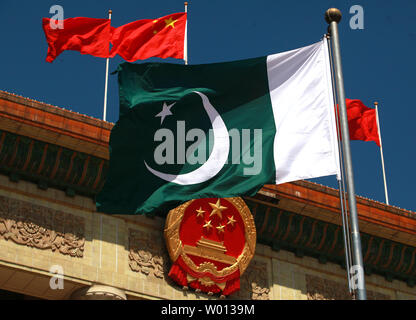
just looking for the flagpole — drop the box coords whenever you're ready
[374,101,389,205]
[184,2,188,65]
[103,9,112,121]
[325,34,353,294]
[325,8,367,300]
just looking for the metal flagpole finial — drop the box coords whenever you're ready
[374,101,379,106]
[109,9,112,15]
[325,8,342,24]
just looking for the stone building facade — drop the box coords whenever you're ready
[0,90,415,300]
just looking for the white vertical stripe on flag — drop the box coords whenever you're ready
[267,39,340,184]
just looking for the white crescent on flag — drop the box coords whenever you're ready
[144,91,230,185]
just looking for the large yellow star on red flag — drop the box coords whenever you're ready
[164,17,178,28]
[209,199,227,219]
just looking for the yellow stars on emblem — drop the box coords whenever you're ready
[209,199,227,219]
[216,224,226,233]
[227,215,237,227]
[203,220,213,231]
[196,207,205,218]
[164,17,178,28]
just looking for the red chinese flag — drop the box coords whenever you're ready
[42,17,112,63]
[339,99,380,146]
[110,12,187,61]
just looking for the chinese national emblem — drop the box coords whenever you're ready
[164,197,256,297]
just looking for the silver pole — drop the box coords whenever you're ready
[325,8,367,300]
[326,34,353,294]
[374,102,389,205]
[184,2,188,65]
[103,9,112,121]
[338,178,353,293]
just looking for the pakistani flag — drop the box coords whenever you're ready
[97,38,340,215]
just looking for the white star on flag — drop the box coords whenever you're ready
[155,102,175,125]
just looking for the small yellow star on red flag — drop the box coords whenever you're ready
[209,199,227,219]
[152,19,159,34]
[196,207,205,218]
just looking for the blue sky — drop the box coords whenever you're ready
[0,0,415,211]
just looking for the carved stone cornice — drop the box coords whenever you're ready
[230,260,270,300]
[0,130,108,197]
[305,274,389,300]
[0,195,85,257]
[128,229,169,279]
[0,90,111,159]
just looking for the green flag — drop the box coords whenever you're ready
[97,39,340,215]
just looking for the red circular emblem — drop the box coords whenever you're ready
[164,197,256,297]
